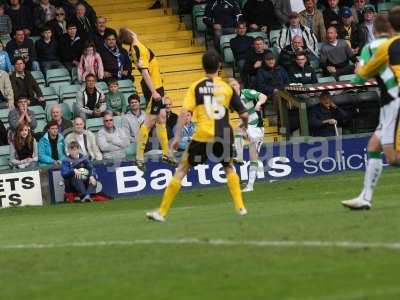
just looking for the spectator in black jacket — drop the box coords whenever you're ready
[99,31,132,81]
[278,35,311,71]
[230,22,253,82]
[203,0,242,48]
[6,0,33,36]
[62,0,96,26]
[59,22,85,72]
[288,51,317,85]
[323,0,342,28]
[35,26,64,75]
[358,5,376,44]
[6,28,39,71]
[0,119,7,145]
[71,3,95,40]
[337,7,364,55]
[32,0,57,35]
[256,51,289,124]
[47,7,68,42]
[164,97,177,140]
[243,0,280,32]
[244,36,267,88]
[309,92,348,136]
[90,17,117,51]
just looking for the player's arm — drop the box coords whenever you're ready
[352,44,372,84]
[140,68,160,99]
[231,89,248,129]
[255,93,267,111]
[356,41,388,81]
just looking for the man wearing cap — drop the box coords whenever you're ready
[277,11,319,57]
[358,4,376,44]
[337,7,364,55]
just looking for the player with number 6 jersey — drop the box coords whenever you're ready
[146,51,249,222]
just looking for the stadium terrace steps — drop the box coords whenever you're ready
[101,9,172,20]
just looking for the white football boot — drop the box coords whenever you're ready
[237,207,248,216]
[146,211,165,222]
[242,185,254,192]
[342,196,371,210]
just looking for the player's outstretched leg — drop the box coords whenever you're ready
[224,165,247,215]
[233,133,244,165]
[146,161,189,221]
[156,110,178,167]
[243,160,258,192]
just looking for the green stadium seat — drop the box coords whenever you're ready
[71,67,78,83]
[60,84,81,101]
[31,71,46,86]
[63,98,76,113]
[49,82,71,95]
[96,81,108,94]
[86,117,104,134]
[269,29,281,47]
[192,4,206,34]
[0,107,9,123]
[30,36,40,43]
[35,119,47,133]
[338,74,356,82]
[220,33,236,64]
[246,32,269,45]
[46,68,71,86]
[113,115,123,128]
[318,76,336,83]
[0,35,10,46]
[117,79,135,93]
[378,2,394,12]
[40,86,59,103]
[29,105,46,120]
[0,145,10,170]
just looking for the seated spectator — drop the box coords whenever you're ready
[243,0,280,32]
[64,116,102,161]
[337,7,365,55]
[358,5,376,44]
[0,4,12,42]
[323,0,342,28]
[320,26,356,78]
[8,96,37,135]
[309,91,348,136]
[90,17,117,51]
[6,0,33,36]
[35,26,64,75]
[38,120,66,166]
[71,4,95,40]
[77,42,104,82]
[59,22,85,72]
[33,0,56,35]
[244,37,268,88]
[61,141,98,203]
[9,123,38,169]
[0,69,14,108]
[43,104,73,134]
[279,35,312,71]
[203,0,242,48]
[105,79,127,116]
[176,111,195,151]
[287,51,317,85]
[278,12,318,57]
[122,94,145,153]
[351,0,366,24]
[74,73,105,119]
[10,57,45,107]
[98,32,132,81]
[0,119,8,145]
[299,0,326,42]
[62,0,96,27]
[256,51,288,124]
[48,7,68,42]
[96,111,130,161]
[165,96,177,140]
[230,22,253,82]
[6,28,40,71]
[0,41,12,73]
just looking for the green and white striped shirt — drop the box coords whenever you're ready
[240,89,262,127]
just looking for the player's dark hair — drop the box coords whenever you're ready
[202,50,221,74]
[389,6,400,32]
[128,93,140,104]
[374,14,390,34]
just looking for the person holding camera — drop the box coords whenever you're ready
[309,92,348,137]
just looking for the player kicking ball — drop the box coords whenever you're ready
[229,78,267,192]
[342,11,400,210]
[119,28,177,171]
[146,51,249,222]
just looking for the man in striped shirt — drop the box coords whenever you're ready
[342,12,400,210]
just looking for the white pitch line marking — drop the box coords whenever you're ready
[1,239,400,251]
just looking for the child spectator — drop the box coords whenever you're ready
[0,4,12,42]
[175,111,195,152]
[61,141,98,203]
[105,79,127,115]
[9,123,38,169]
[78,42,104,83]
[0,40,12,72]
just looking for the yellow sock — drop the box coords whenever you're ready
[136,124,151,161]
[226,171,245,210]
[156,123,169,157]
[159,176,182,216]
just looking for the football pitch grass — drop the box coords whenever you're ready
[1,169,400,300]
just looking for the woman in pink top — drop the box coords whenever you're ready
[77,42,104,82]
